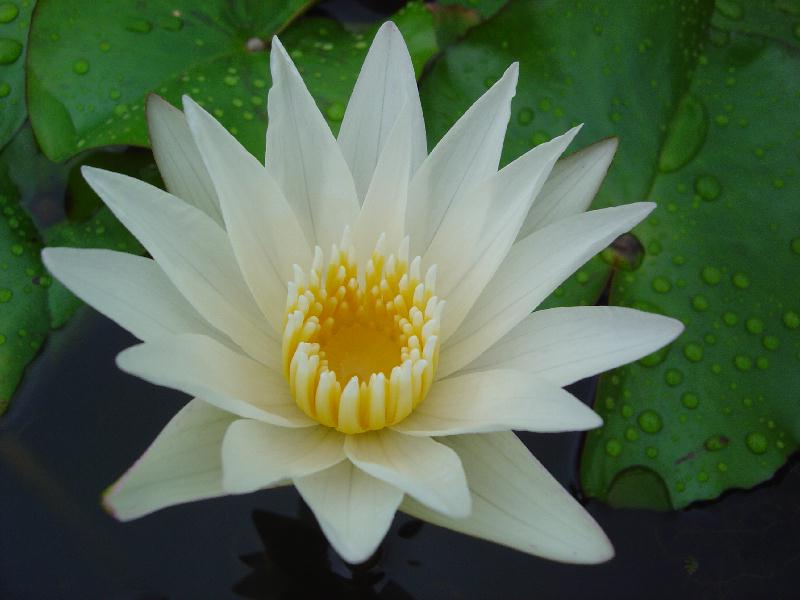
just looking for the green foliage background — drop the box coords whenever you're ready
[0,0,797,512]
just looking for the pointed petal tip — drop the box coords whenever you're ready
[377,20,400,34]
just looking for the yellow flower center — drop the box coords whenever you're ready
[282,235,442,434]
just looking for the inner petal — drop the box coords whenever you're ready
[282,235,442,434]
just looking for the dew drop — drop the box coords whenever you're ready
[681,392,699,409]
[0,82,9,97]
[691,294,709,311]
[637,410,663,433]
[722,311,738,325]
[517,107,534,125]
[732,272,749,288]
[645,446,658,458]
[665,368,683,386]
[734,355,752,371]
[325,101,344,122]
[704,435,729,451]
[625,427,639,441]
[701,265,721,285]
[683,343,703,362]
[531,130,549,145]
[762,335,779,351]
[0,38,22,64]
[223,75,238,87]
[0,288,11,302]
[745,317,764,334]
[125,18,152,33]
[73,59,89,75]
[794,22,800,41]
[657,94,707,173]
[621,404,633,418]
[745,431,768,454]
[605,438,622,457]
[652,276,671,293]
[694,174,720,200]
[697,471,709,482]
[9,243,22,256]
[0,333,5,345]
[675,481,686,492]
[756,356,769,370]
[0,2,18,23]
[783,310,799,329]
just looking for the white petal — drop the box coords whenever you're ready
[517,137,618,240]
[425,126,582,340]
[438,202,655,378]
[295,461,402,564]
[83,167,277,364]
[463,306,685,386]
[116,334,313,428]
[351,98,413,264]
[103,398,235,520]
[405,63,518,256]
[183,96,311,332]
[266,37,359,249]
[393,370,601,436]
[402,432,614,564]
[221,420,345,493]
[42,248,223,343]
[338,22,426,201]
[146,95,224,226]
[345,429,470,518]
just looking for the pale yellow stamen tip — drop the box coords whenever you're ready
[282,237,441,434]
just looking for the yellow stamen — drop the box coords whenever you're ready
[282,234,442,434]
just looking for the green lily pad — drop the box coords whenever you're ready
[420,0,800,508]
[26,0,314,162]
[0,0,34,151]
[26,0,439,162]
[582,14,800,509]
[0,154,49,414]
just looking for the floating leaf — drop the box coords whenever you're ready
[0,156,48,414]
[420,0,800,507]
[26,0,438,161]
[582,17,800,509]
[0,0,34,151]
[26,0,314,161]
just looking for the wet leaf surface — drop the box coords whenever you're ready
[419,0,800,507]
[26,0,438,161]
[0,0,34,151]
[0,147,48,413]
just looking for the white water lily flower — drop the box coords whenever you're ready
[42,23,682,564]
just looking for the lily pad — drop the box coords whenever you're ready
[0,157,49,414]
[26,0,438,161]
[420,0,800,508]
[26,0,314,162]
[0,0,34,151]
[582,9,800,509]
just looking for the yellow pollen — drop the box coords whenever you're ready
[282,235,442,434]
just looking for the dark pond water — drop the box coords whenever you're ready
[2,307,798,599]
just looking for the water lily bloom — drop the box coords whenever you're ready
[42,22,682,564]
